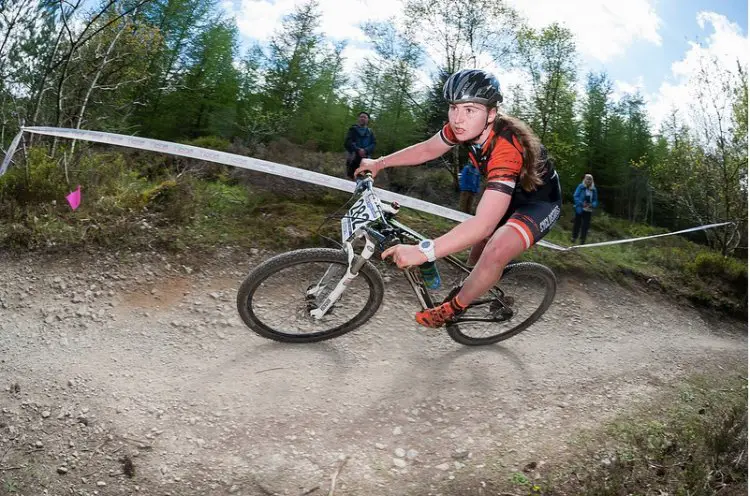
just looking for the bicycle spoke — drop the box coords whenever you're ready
[457,270,547,338]
[424,259,553,343]
[247,260,373,336]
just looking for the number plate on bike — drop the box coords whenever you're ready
[341,190,381,242]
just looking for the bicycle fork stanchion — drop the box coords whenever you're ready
[309,237,376,320]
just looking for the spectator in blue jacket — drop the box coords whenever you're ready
[344,112,376,179]
[458,162,481,214]
[572,173,598,244]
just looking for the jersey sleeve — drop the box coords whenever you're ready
[486,134,523,189]
[439,123,458,146]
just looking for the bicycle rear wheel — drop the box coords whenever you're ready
[440,262,556,346]
[236,248,385,343]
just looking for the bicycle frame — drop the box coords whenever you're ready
[386,220,510,323]
[309,175,485,320]
[387,219,471,310]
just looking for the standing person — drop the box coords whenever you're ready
[458,162,481,214]
[344,112,376,179]
[354,69,561,328]
[572,173,598,244]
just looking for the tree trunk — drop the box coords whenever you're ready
[70,16,129,157]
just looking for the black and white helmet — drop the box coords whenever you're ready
[443,69,503,107]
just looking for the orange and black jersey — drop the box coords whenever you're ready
[439,123,557,202]
[439,123,562,249]
[440,123,523,190]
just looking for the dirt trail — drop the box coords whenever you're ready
[0,249,746,496]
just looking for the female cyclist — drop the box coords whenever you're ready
[355,69,562,328]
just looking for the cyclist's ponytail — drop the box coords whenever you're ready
[493,113,543,192]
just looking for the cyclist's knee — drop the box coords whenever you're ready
[468,238,489,265]
[482,227,526,265]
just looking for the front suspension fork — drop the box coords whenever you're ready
[309,238,376,319]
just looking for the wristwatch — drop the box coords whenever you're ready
[418,239,436,262]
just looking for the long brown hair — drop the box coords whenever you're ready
[493,113,543,192]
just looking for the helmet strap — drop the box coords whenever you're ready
[468,109,495,144]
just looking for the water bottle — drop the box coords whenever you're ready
[419,261,442,290]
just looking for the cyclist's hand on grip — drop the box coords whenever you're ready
[381,244,427,268]
[354,158,381,179]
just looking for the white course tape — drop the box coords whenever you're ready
[565,222,732,249]
[0,126,732,252]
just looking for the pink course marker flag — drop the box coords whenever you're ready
[66,185,82,210]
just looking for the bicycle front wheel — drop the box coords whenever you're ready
[236,248,385,343]
[445,262,557,346]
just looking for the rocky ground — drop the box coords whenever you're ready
[0,247,746,496]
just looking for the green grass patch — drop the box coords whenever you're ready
[437,366,748,496]
[0,145,745,315]
[544,369,748,496]
[521,206,747,317]
[0,146,344,253]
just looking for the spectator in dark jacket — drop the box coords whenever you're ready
[572,173,598,244]
[458,162,481,214]
[344,112,376,179]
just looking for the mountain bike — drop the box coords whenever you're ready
[236,174,557,346]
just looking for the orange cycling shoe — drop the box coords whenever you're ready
[415,296,468,328]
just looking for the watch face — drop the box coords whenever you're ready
[420,240,431,249]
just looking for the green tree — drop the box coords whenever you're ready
[236,43,284,147]
[514,23,578,143]
[689,57,748,254]
[260,0,351,149]
[263,0,323,117]
[420,69,450,139]
[646,56,748,254]
[63,11,162,134]
[403,0,517,74]
[290,41,351,151]
[513,23,579,186]
[596,94,653,220]
[579,72,612,180]
[354,20,423,154]
[0,0,53,144]
[164,20,240,138]
[133,0,217,136]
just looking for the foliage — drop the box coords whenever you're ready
[0,148,67,206]
[544,372,748,496]
[0,0,745,260]
[520,203,747,316]
[181,135,231,151]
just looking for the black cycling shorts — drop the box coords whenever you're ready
[499,201,561,249]
[497,171,562,249]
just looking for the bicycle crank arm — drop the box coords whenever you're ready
[453,317,509,323]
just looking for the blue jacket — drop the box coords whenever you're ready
[344,125,376,157]
[458,164,481,193]
[573,183,598,214]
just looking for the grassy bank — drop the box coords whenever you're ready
[0,142,746,316]
[523,209,748,318]
[439,365,748,496]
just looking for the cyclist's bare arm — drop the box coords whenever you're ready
[355,133,451,177]
[433,186,511,258]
